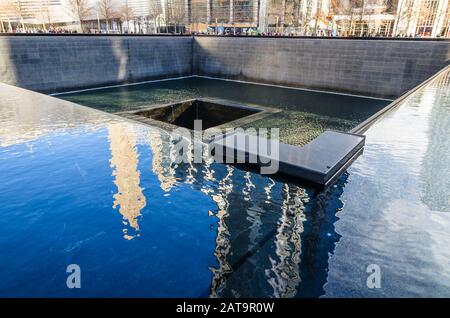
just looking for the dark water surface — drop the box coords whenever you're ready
[0,69,449,297]
[58,77,389,146]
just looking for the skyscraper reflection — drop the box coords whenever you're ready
[147,129,177,192]
[129,127,343,297]
[265,184,307,298]
[108,122,146,240]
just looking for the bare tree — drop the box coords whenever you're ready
[286,0,302,28]
[268,0,307,33]
[189,0,207,32]
[393,0,415,36]
[165,0,185,33]
[68,0,91,32]
[332,0,349,35]
[149,0,163,33]
[414,0,440,36]
[1,0,26,31]
[97,0,116,33]
[0,1,9,32]
[34,0,52,31]
[376,0,397,36]
[357,0,366,36]
[172,8,185,33]
[313,0,324,34]
[266,0,286,33]
[190,10,203,32]
[435,1,450,37]
[118,0,134,33]
[332,0,367,36]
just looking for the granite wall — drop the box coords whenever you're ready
[0,35,193,93]
[0,35,449,98]
[193,37,450,98]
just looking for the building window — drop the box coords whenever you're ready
[415,0,440,36]
[440,1,450,37]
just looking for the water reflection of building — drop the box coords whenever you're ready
[108,122,146,240]
[421,71,450,212]
[0,83,102,147]
[147,129,177,192]
[207,165,234,297]
[265,183,306,298]
[139,127,342,297]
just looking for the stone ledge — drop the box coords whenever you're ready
[211,130,366,188]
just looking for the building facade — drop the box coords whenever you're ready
[0,0,75,31]
[0,0,449,37]
[332,0,398,37]
[184,0,260,32]
[181,0,330,34]
[394,0,449,37]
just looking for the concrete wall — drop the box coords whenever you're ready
[193,37,450,99]
[0,36,193,93]
[0,36,449,98]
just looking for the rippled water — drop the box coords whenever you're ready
[57,77,389,146]
[0,68,449,297]
[325,68,450,297]
[0,83,343,297]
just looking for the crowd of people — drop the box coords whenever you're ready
[9,27,79,34]
[3,26,441,38]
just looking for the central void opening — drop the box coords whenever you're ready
[58,77,390,146]
[134,99,261,130]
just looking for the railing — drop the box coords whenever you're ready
[0,33,449,41]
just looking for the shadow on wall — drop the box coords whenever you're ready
[0,36,193,94]
[0,36,449,98]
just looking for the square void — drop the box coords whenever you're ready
[134,99,261,130]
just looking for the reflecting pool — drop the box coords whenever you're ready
[0,66,449,297]
[0,83,342,297]
[57,77,389,146]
